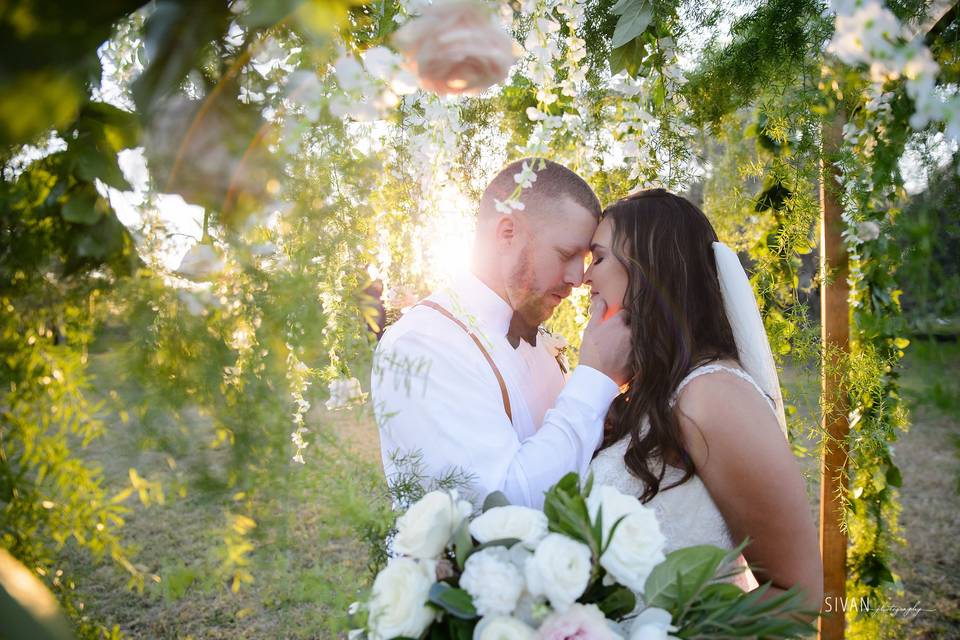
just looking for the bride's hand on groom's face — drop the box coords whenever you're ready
[579,299,633,387]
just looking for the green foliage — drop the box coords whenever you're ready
[428,583,477,620]
[682,0,831,127]
[2,0,956,636]
[895,158,960,325]
[643,544,816,638]
[0,0,146,148]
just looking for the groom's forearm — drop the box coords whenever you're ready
[511,366,619,507]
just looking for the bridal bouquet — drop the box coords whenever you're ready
[348,474,815,639]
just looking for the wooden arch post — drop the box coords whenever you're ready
[816,8,956,639]
[818,110,849,640]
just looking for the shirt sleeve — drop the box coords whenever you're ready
[372,329,619,509]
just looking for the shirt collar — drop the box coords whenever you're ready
[448,270,514,338]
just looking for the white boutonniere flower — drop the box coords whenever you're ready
[538,328,569,373]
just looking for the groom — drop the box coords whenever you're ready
[371,159,631,509]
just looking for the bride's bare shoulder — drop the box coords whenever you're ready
[673,362,779,458]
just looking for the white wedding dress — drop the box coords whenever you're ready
[588,363,779,593]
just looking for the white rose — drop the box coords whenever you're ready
[586,485,666,592]
[460,547,525,617]
[473,615,536,640]
[629,607,679,640]
[177,243,224,281]
[469,506,548,549]
[367,557,437,640]
[392,0,516,95]
[524,533,592,612]
[393,490,473,559]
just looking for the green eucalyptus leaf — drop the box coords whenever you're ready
[133,0,231,113]
[886,463,903,488]
[61,186,105,225]
[482,491,510,512]
[453,519,474,571]
[596,585,637,619]
[463,538,521,565]
[610,38,646,78]
[428,583,477,620]
[611,0,652,49]
[643,545,728,610]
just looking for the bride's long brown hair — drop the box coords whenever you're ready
[598,189,739,503]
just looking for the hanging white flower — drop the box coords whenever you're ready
[325,377,364,410]
[513,161,538,189]
[176,242,224,281]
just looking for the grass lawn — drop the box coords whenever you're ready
[59,341,959,638]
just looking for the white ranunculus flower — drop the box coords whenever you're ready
[460,547,525,617]
[586,485,666,592]
[629,607,679,640]
[469,506,548,549]
[177,243,224,281]
[325,377,364,410]
[393,490,473,559]
[472,614,536,640]
[523,533,592,612]
[367,557,437,640]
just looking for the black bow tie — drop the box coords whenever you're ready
[507,314,538,349]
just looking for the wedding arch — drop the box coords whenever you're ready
[2,0,958,638]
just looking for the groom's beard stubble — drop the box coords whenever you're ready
[508,242,554,328]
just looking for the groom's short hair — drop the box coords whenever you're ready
[479,158,601,220]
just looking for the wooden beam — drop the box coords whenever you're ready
[902,0,957,41]
[818,109,850,640]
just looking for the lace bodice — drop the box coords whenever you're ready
[589,364,775,592]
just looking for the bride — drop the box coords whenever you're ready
[582,189,823,609]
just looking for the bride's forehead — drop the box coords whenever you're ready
[590,218,614,245]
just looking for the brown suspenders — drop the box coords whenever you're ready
[414,300,513,424]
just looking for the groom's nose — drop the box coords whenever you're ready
[565,261,585,288]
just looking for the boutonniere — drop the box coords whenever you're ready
[538,327,569,374]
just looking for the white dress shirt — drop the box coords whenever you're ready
[372,271,619,509]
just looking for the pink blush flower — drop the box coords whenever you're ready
[536,603,622,640]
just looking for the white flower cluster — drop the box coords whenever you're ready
[405,96,465,195]
[834,87,897,247]
[286,349,313,464]
[330,47,420,122]
[520,0,589,100]
[828,0,960,144]
[176,242,225,281]
[325,376,365,410]
[515,0,591,157]
[352,483,671,640]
